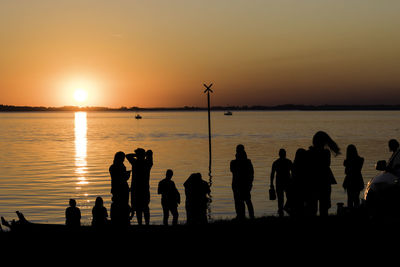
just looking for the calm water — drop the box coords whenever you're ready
[0,111,399,225]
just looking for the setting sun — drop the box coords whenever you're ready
[61,77,100,106]
[74,89,88,103]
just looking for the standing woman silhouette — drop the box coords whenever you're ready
[230,144,255,220]
[307,131,340,217]
[110,151,130,206]
[109,151,131,225]
[343,144,364,209]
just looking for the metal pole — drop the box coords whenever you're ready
[207,91,212,170]
[203,83,213,173]
[203,83,213,221]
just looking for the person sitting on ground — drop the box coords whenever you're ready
[65,199,81,227]
[92,196,109,227]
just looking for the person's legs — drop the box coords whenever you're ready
[353,191,361,208]
[319,186,331,217]
[199,207,208,224]
[170,205,179,225]
[233,191,245,219]
[245,199,255,219]
[136,208,143,225]
[143,205,150,225]
[348,190,360,208]
[162,204,169,225]
[276,188,285,217]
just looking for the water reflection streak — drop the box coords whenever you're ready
[75,112,88,186]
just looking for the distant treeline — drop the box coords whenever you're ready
[2,104,400,112]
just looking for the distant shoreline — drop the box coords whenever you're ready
[2,104,400,112]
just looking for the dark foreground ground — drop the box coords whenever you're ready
[2,212,400,263]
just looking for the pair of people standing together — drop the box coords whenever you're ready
[109,148,153,226]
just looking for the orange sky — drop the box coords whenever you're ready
[1,0,400,108]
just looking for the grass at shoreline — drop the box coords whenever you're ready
[2,212,396,238]
[2,214,400,260]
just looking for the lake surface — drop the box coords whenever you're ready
[0,110,399,225]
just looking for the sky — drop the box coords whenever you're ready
[1,0,399,108]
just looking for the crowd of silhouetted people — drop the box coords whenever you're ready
[269,131,352,218]
[60,130,400,228]
[269,134,400,219]
[3,130,398,230]
[65,146,213,227]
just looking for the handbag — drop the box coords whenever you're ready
[269,185,276,200]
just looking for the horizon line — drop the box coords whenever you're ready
[2,103,400,112]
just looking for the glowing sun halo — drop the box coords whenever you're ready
[74,89,88,103]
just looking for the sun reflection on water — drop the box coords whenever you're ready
[75,112,88,186]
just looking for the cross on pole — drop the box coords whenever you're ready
[203,83,213,175]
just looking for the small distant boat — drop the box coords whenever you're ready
[135,114,142,119]
[224,111,232,116]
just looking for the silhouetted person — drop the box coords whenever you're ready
[387,139,400,170]
[110,201,131,227]
[270,149,292,217]
[127,148,153,225]
[342,145,364,209]
[184,173,210,225]
[92,196,109,227]
[1,211,30,231]
[110,151,130,205]
[109,151,131,226]
[290,148,308,217]
[389,139,399,155]
[66,199,81,227]
[158,169,180,225]
[230,144,255,220]
[307,131,340,217]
